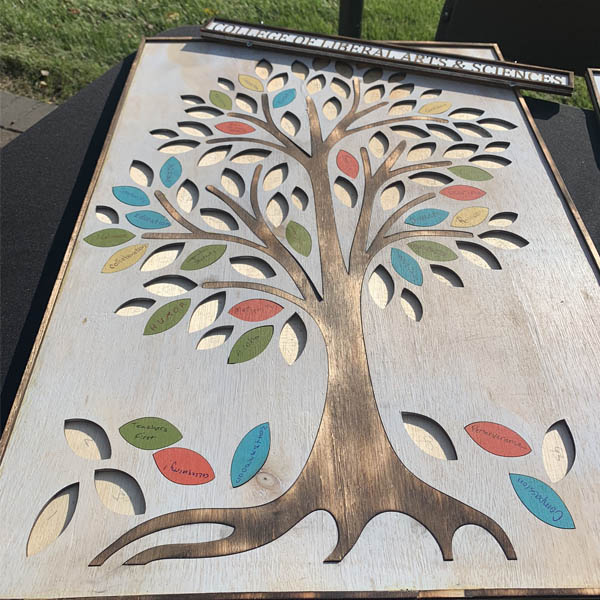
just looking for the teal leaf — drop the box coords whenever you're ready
[273,88,296,108]
[408,241,458,261]
[228,325,273,364]
[405,208,449,227]
[510,473,575,529]
[391,248,423,286]
[112,186,150,206]
[230,423,271,487]
[119,417,183,450]
[181,245,226,270]
[143,298,191,335]
[160,157,182,188]
[448,165,493,181]
[84,228,135,247]
[285,221,312,257]
[127,210,170,230]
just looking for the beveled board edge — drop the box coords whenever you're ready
[585,68,600,125]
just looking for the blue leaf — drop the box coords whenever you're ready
[230,423,270,488]
[509,473,575,529]
[126,210,170,230]
[273,88,296,109]
[391,248,423,286]
[405,208,448,227]
[112,186,150,207]
[160,157,182,188]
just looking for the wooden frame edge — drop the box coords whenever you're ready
[585,68,600,124]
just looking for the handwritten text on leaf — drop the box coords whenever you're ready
[229,299,283,322]
[101,244,147,274]
[391,248,423,286]
[112,186,150,206]
[126,210,170,230]
[144,298,191,335]
[154,448,215,485]
[119,417,183,450]
[181,245,226,270]
[84,228,135,247]
[465,422,531,457]
[215,122,255,135]
[408,241,457,261]
[159,157,182,188]
[231,423,271,487]
[228,326,274,364]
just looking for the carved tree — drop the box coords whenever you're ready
[88,57,529,566]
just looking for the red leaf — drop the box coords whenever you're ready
[441,185,486,201]
[153,448,215,485]
[215,122,255,135]
[229,299,283,322]
[465,422,531,457]
[336,150,359,179]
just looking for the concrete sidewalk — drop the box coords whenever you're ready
[1,90,57,148]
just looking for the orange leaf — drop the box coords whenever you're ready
[441,185,486,201]
[336,150,359,179]
[229,299,283,322]
[153,448,215,485]
[215,122,255,135]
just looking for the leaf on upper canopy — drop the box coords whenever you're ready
[229,299,283,322]
[159,157,182,188]
[119,417,182,451]
[209,89,232,110]
[285,221,312,257]
[408,241,457,262]
[405,208,448,227]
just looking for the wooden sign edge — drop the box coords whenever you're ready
[585,68,600,125]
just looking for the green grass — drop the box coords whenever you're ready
[0,0,592,109]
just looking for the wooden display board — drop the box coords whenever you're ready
[586,68,600,124]
[1,23,599,599]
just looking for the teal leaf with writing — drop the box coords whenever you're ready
[112,186,150,206]
[405,208,449,227]
[127,210,170,230]
[144,298,191,335]
[408,241,458,261]
[84,228,135,247]
[448,165,493,181]
[228,325,273,364]
[119,417,182,450]
[181,245,226,270]
[230,423,271,487]
[273,89,296,108]
[159,157,182,188]
[391,248,423,286]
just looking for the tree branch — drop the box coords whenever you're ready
[154,190,203,234]
[206,185,258,230]
[202,281,306,310]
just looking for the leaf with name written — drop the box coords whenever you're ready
[441,185,486,201]
[229,299,283,322]
[286,221,312,257]
[159,157,182,188]
[215,122,255,135]
[181,245,227,270]
[405,208,448,227]
[231,423,271,487]
[465,422,531,457]
[153,447,215,485]
[336,150,359,179]
[448,166,493,182]
[239,74,264,92]
[112,186,150,206]
[452,206,489,227]
[391,248,423,286]
[127,210,171,230]
[408,241,457,261]
[209,89,232,110]
[273,88,296,108]
[119,417,182,450]
[101,244,147,274]
[228,325,274,364]
[143,298,191,335]
[510,473,575,529]
[84,228,135,247]
[419,101,451,115]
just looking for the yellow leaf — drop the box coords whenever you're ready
[451,207,489,228]
[102,244,147,273]
[238,74,264,92]
[419,101,452,115]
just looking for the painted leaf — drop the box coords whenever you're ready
[215,122,255,135]
[448,165,493,181]
[419,101,451,115]
[143,298,191,335]
[181,245,226,270]
[441,185,486,201]
[230,423,271,487]
[153,447,215,485]
[465,422,531,457]
[408,241,457,261]
[509,473,575,529]
[119,417,182,450]
[336,150,359,179]
[112,186,150,206]
[126,210,171,230]
[239,74,264,92]
[101,244,147,274]
[229,299,283,322]
[286,221,312,257]
[84,228,135,247]
[273,88,296,108]
[405,208,448,227]
[391,248,423,286]
[159,157,182,188]
[209,89,232,110]
[452,206,489,227]
[228,325,274,364]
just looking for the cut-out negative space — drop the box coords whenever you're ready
[335,61,353,78]
[266,193,289,227]
[129,160,153,187]
[409,172,452,187]
[470,155,511,169]
[488,212,517,227]
[323,97,342,120]
[389,72,406,84]
[389,101,416,116]
[380,181,404,210]
[465,422,531,457]
[444,143,478,159]
[181,245,226,270]
[154,448,215,485]
[479,230,529,249]
[279,313,307,365]
[158,140,199,154]
[181,94,204,105]
[391,125,428,139]
[119,417,182,451]
[267,73,287,92]
[427,124,462,141]
[334,177,358,208]
[456,241,501,270]
[291,60,308,79]
[176,180,199,213]
[364,84,384,103]
[263,164,288,191]
[449,108,484,120]
[197,326,233,350]
[430,265,463,287]
[228,326,274,364]
[368,266,394,309]
[363,67,382,83]
[64,419,111,460]
[400,289,423,322]
[478,118,516,131]
[185,106,223,119]
[485,141,510,153]
[390,83,413,99]
[221,169,245,198]
[115,298,155,317]
[217,78,234,90]
[95,470,146,515]
[312,57,329,71]
[178,122,211,137]
[144,275,196,297]
[144,298,191,336]
[198,146,231,167]
[230,256,276,279]
[455,123,492,138]
[140,243,183,272]
[96,206,119,225]
[402,413,457,460]
[281,112,300,136]
[369,132,389,158]
[421,89,441,98]
[231,423,271,488]
[101,244,147,274]
[291,187,308,211]
[189,292,226,333]
[229,299,283,322]
[330,78,350,98]
[232,149,270,164]
[150,128,177,139]
[306,75,325,94]
[542,420,575,483]
[201,209,239,231]
[406,143,435,161]
[236,93,258,113]
[255,59,272,79]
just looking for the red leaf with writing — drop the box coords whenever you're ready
[336,150,359,179]
[153,448,215,485]
[229,299,283,322]
[215,122,255,135]
[465,422,531,457]
[441,185,486,201]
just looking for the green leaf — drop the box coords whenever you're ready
[448,165,493,181]
[181,245,226,270]
[84,228,135,247]
[408,241,458,261]
[209,90,232,110]
[144,298,191,335]
[285,221,312,257]
[119,417,183,450]
[228,325,274,364]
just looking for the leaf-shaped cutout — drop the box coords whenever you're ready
[390,84,413,99]
[421,89,441,98]
[380,182,404,210]
[448,165,492,181]
[201,208,239,231]
[263,163,288,191]
[154,448,215,485]
[485,141,510,153]
[469,155,511,169]
[129,160,153,186]
[430,265,463,287]
[419,101,451,115]
[150,128,177,139]
[389,71,407,83]
[101,244,147,274]
[144,275,196,297]
[479,230,529,249]
[199,146,232,167]
[368,265,394,308]
[266,193,289,227]
[279,313,307,365]
[64,419,111,460]
[273,88,296,108]
[232,149,270,164]
[115,298,155,316]
[231,423,271,487]
[405,208,448,227]
[140,243,183,272]
[336,150,359,179]
[84,228,135,247]
[369,132,389,157]
[286,221,312,256]
[218,77,234,91]
[331,77,350,98]
[400,289,423,321]
[143,298,191,335]
[409,172,452,187]
[406,142,435,161]
[228,325,274,364]
[306,75,325,94]
[236,93,258,113]
[456,241,501,270]
[182,244,226,271]
[402,412,457,460]
[291,60,308,79]
[176,180,199,213]
[126,210,170,230]
[465,422,531,457]
[281,112,300,136]
[452,206,488,227]
[444,143,478,159]
[197,326,233,350]
[291,187,309,211]
[119,417,182,451]
[334,176,358,208]
[158,140,199,154]
[221,169,245,197]
[209,89,232,110]
[478,118,516,131]
[409,240,457,262]
[185,107,223,119]
[159,156,182,188]
[335,61,353,78]
[488,211,517,227]
[391,125,429,139]
[363,67,382,83]
[509,474,575,529]
[215,122,255,135]
[441,184,486,201]
[96,206,119,224]
[543,420,576,483]
[178,122,211,137]
[181,94,204,104]
[230,256,276,279]
[323,97,341,120]
[389,100,416,115]
[455,123,492,138]
[427,124,462,141]
[255,59,272,79]
[267,73,288,92]
[449,108,484,120]
[112,186,149,207]
[312,57,330,71]
[95,469,145,514]
[239,74,264,92]
[27,483,78,556]
[365,84,384,104]
[189,292,226,333]
[229,299,283,322]
[391,248,423,286]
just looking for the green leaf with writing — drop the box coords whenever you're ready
[448,165,493,181]
[119,417,183,450]
[181,245,227,270]
[209,90,232,110]
[286,221,312,257]
[144,298,191,335]
[84,228,135,247]
[228,325,273,364]
[408,241,458,261]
